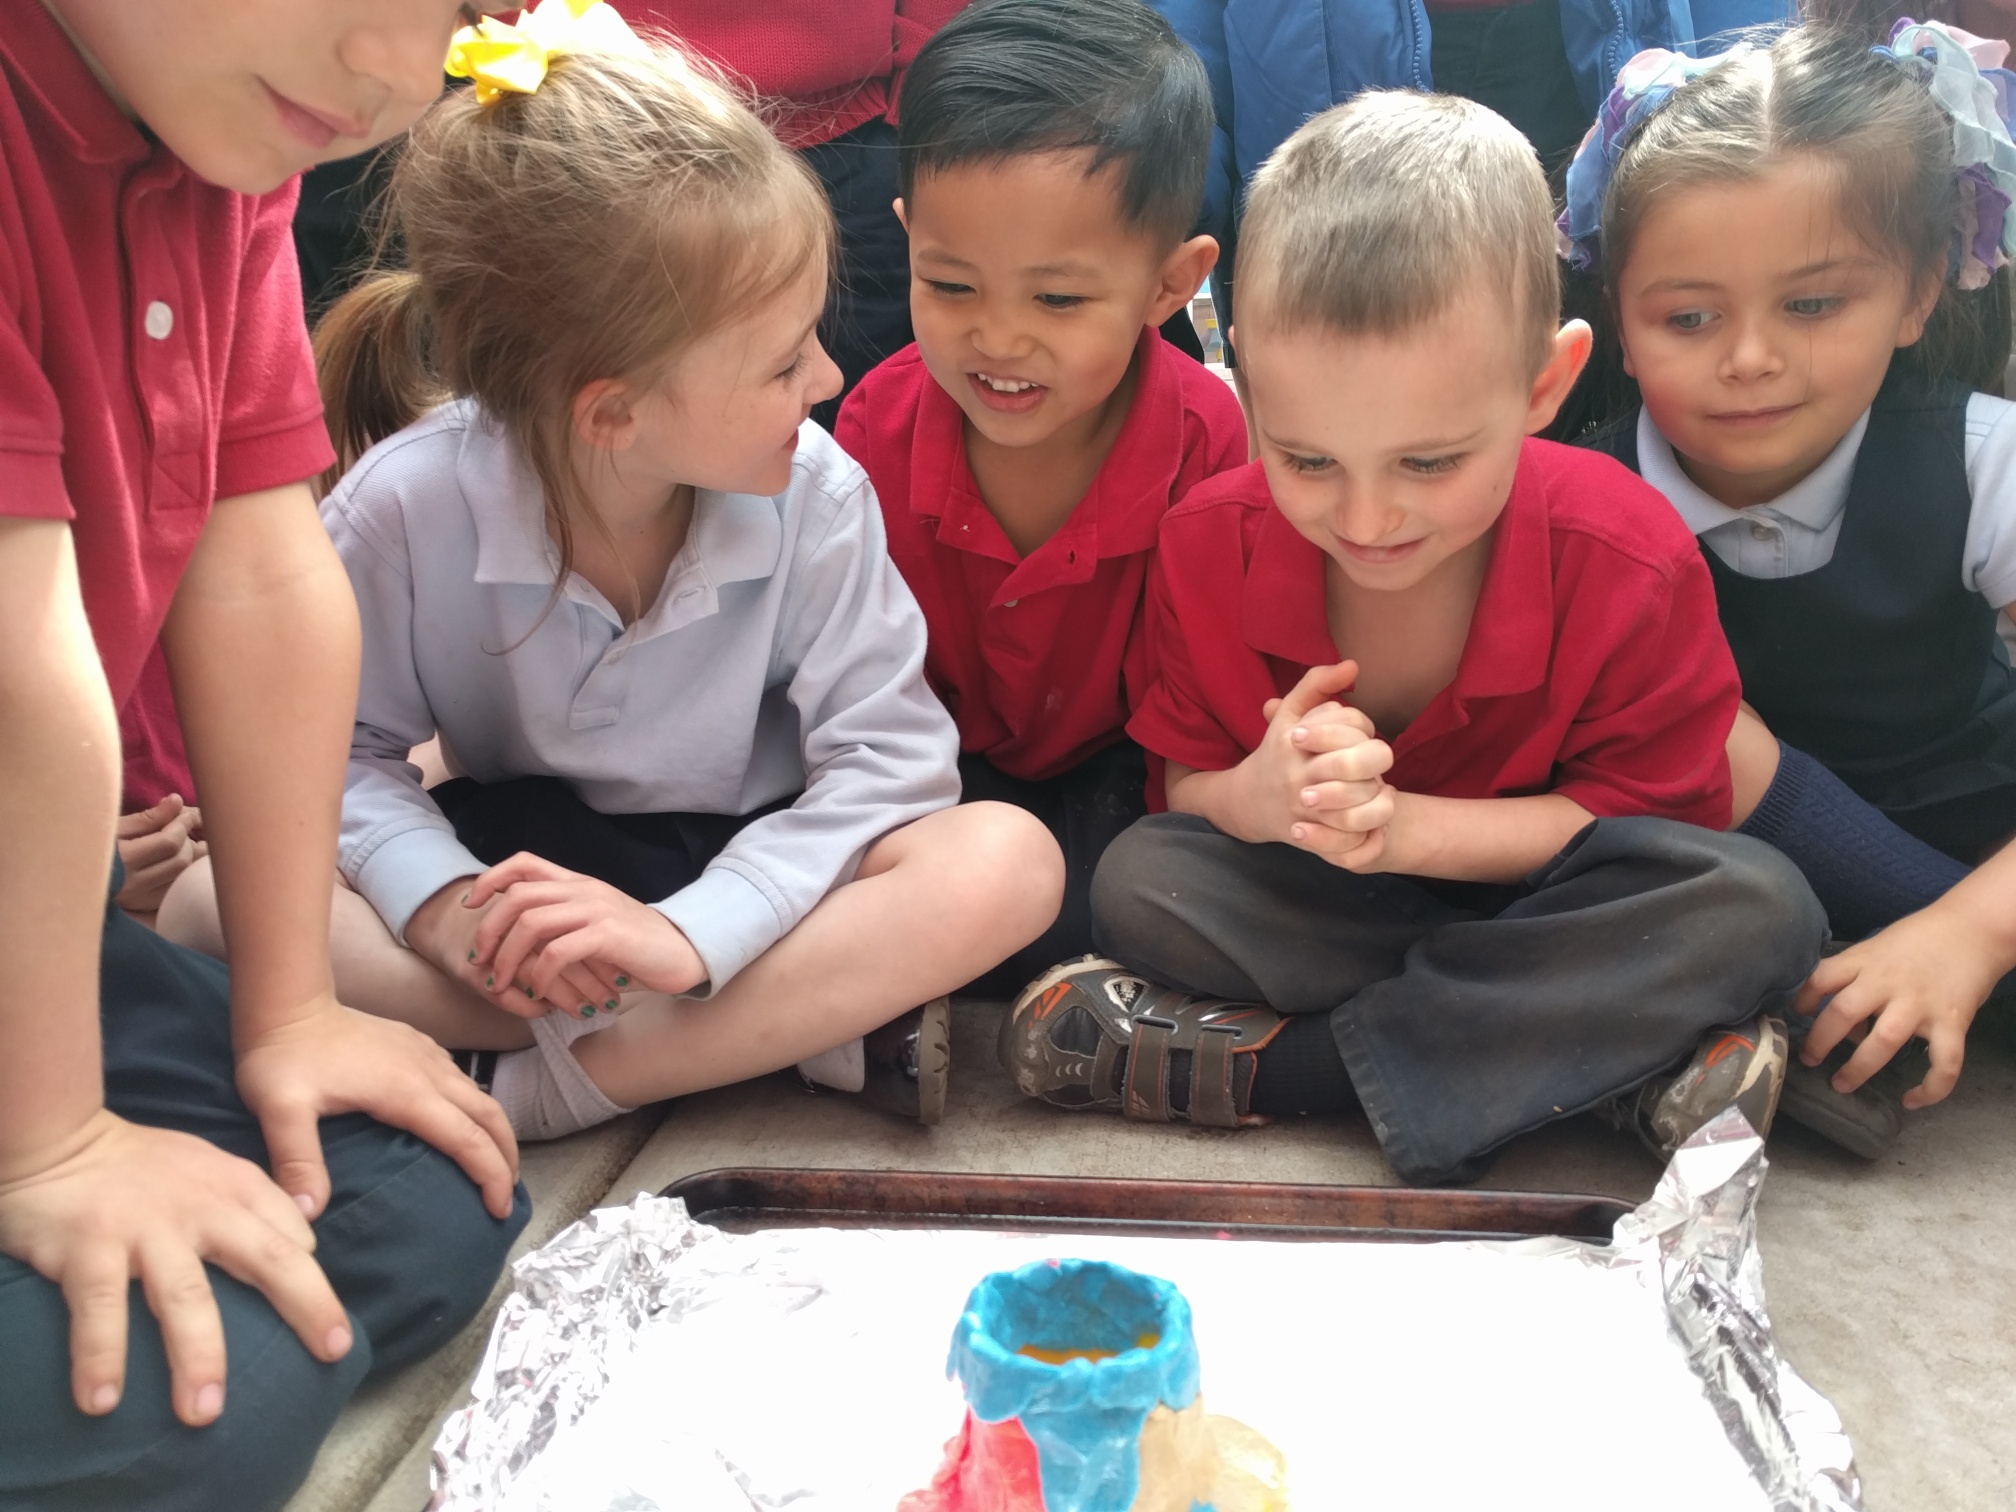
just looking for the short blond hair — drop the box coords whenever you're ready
[1237,90,1558,373]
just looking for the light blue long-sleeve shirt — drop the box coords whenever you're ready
[323,400,959,996]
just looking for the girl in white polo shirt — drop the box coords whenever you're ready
[162,10,1062,1137]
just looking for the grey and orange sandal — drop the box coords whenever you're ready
[1599,1015,1790,1159]
[999,957,1285,1128]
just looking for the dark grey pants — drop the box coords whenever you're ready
[1091,814,1826,1182]
[0,869,530,1512]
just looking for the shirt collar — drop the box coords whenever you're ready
[457,403,782,600]
[0,5,156,168]
[1241,441,1556,703]
[911,327,1185,566]
[1637,405,1868,537]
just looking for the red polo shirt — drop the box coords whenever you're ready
[0,7,334,806]
[839,331,1249,782]
[1131,441,1739,828]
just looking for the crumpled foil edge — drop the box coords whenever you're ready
[430,1112,1861,1511]
[428,1192,716,1512]
[1592,1106,1863,1512]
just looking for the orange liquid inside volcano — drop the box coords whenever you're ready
[1016,1334,1159,1365]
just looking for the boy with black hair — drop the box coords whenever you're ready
[837,0,1247,990]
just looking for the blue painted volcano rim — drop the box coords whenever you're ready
[944,1259,1204,1512]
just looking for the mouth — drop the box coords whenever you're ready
[967,371,1048,414]
[262,82,367,151]
[1334,536,1426,568]
[1705,403,1801,429]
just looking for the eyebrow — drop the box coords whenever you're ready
[1638,257,1876,295]
[1262,425,1486,455]
[911,246,1100,280]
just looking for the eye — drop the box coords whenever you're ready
[1785,295,1841,318]
[924,279,972,298]
[1280,451,1333,474]
[776,353,807,382]
[1036,293,1086,310]
[1666,310,1713,333]
[1401,454,1460,476]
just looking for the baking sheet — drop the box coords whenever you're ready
[432,1113,1859,1511]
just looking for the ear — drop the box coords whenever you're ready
[1894,267,1944,349]
[1525,319,1594,434]
[1144,235,1221,328]
[571,377,640,454]
[892,196,908,234]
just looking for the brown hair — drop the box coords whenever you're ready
[1599,24,2009,393]
[1236,90,1561,375]
[315,43,834,616]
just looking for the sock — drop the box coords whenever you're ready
[1248,1014,1357,1117]
[1736,744,1968,940]
[488,1013,630,1140]
[797,1037,866,1093]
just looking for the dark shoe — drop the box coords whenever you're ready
[998,956,1285,1128]
[1777,1036,1922,1158]
[451,1048,500,1092]
[863,997,951,1124]
[1599,1016,1789,1159]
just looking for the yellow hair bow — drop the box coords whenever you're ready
[446,0,650,106]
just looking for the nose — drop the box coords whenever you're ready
[966,300,1030,364]
[807,337,845,407]
[1719,311,1784,385]
[1332,481,1406,547]
[337,4,465,142]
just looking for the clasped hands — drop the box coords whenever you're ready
[406,853,709,1022]
[1225,660,1402,872]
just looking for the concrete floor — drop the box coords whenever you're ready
[289,997,2016,1512]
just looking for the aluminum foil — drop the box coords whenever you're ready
[431,1115,1860,1511]
[1599,1107,1862,1512]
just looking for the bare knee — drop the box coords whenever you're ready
[891,801,1063,944]
[156,854,225,959]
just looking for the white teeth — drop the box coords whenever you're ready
[976,373,1038,393]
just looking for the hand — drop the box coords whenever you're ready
[407,877,621,1022]
[468,853,708,1002]
[1794,902,2005,1108]
[1231,662,1394,860]
[0,1110,351,1426]
[115,795,206,914]
[234,995,520,1220]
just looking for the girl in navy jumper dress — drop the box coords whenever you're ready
[1563,21,2016,1133]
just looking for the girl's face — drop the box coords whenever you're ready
[1615,154,1940,508]
[47,0,479,193]
[625,259,842,499]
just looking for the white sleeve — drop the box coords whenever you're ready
[1962,391,2016,609]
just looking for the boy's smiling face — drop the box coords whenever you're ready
[44,0,476,194]
[900,150,1213,454]
[1241,285,1587,595]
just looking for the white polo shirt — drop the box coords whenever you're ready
[323,400,958,995]
[1636,395,2016,616]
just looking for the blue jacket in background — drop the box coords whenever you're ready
[1151,0,1793,261]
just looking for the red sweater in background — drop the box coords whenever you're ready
[618,1,971,147]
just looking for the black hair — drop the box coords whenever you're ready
[897,0,1214,245]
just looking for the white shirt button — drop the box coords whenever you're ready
[1748,521,1772,541]
[1004,599,1019,608]
[144,301,174,340]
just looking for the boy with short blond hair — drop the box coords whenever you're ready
[837,0,1248,990]
[998,92,1827,1183]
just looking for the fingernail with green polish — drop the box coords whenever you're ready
[614,975,628,987]
[486,975,495,989]
[523,985,536,998]
[605,999,619,1011]
[581,1004,596,1017]
[467,949,477,962]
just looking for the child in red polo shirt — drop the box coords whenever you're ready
[996,91,1829,1185]
[837,0,1245,991]
[0,5,524,1508]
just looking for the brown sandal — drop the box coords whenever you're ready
[999,957,1285,1128]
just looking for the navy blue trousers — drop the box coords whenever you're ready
[1093,814,1826,1183]
[0,871,530,1512]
